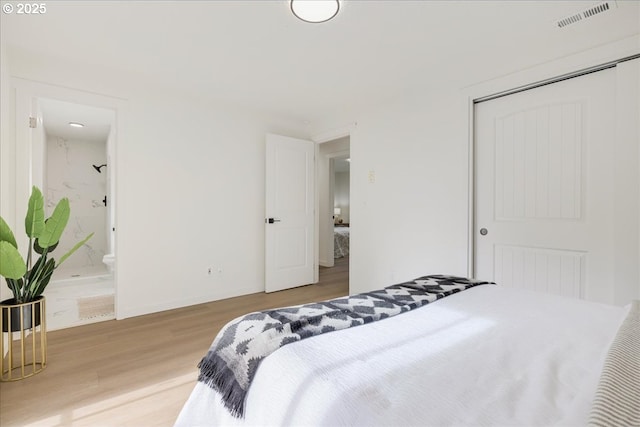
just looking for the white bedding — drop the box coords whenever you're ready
[175,285,628,427]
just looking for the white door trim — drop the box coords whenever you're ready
[463,35,640,278]
[311,122,356,144]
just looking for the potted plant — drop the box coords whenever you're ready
[0,186,93,304]
[0,186,93,331]
[0,186,93,380]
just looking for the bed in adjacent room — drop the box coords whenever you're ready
[174,275,639,427]
[334,225,349,259]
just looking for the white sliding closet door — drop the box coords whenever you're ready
[474,61,639,305]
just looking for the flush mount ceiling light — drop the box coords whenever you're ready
[68,122,84,128]
[290,0,340,23]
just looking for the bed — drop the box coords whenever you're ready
[175,277,638,427]
[334,225,349,258]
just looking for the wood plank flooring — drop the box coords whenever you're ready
[0,257,349,427]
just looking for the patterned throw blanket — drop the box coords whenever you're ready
[197,275,493,418]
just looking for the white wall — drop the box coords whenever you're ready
[1,52,310,318]
[117,97,289,317]
[613,58,640,305]
[350,87,469,294]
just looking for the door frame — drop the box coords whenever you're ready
[11,77,126,318]
[463,36,640,278]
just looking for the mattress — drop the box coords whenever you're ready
[175,285,629,427]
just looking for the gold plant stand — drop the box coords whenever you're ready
[0,297,47,381]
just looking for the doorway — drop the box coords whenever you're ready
[14,78,122,329]
[318,136,350,286]
[37,98,116,330]
[39,98,114,275]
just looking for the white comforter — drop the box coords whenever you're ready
[175,285,628,427]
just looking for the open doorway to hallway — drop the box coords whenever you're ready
[318,136,350,286]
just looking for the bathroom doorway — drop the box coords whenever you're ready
[40,98,114,276]
[36,98,117,330]
[13,78,122,330]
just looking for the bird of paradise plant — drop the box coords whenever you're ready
[0,186,93,303]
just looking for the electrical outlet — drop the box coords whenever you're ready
[368,170,376,183]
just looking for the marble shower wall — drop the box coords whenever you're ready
[46,135,108,274]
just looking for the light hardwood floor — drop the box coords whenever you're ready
[0,257,349,427]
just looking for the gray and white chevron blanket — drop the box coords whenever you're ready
[197,274,493,418]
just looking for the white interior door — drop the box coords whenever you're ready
[475,65,639,305]
[265,133,315,293]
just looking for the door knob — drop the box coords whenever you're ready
[479,228,488,236]
[266,218,281,224]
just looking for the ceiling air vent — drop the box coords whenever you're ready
[557,13,583,28]
[556,1,617,28]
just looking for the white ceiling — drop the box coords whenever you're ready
[39,98,114,143]
[2,1,639,125]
